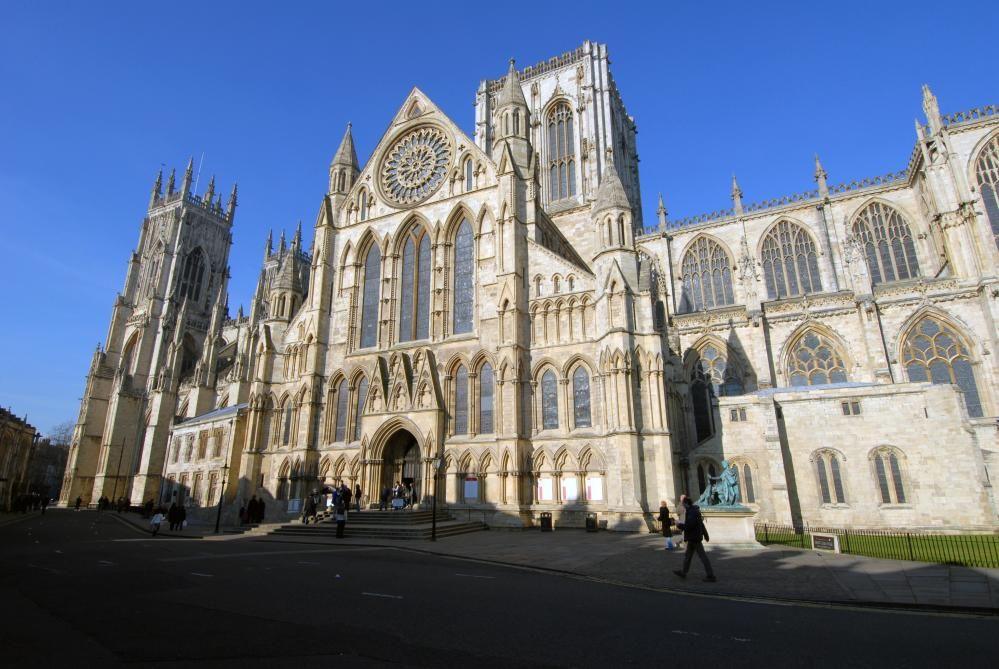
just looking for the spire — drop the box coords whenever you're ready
[264,229,273,259]
[279,229,286,252]
[204,174,215,203]
[292,221,302,251]
[814,154,829,199]
[731,174,744,216]
[149,169,163,207]
[329,122,359,194]
[657,193,668,231]
[182,156,194,194]
[227,183,238,218]
[331,122,358,169]
[922,84,942,134]
[496,58,528,110]
[166,168,176,195]
[593,156,631,214]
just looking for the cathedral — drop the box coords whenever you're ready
[62,42,999,531]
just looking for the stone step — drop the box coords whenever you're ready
[269,520,486,541]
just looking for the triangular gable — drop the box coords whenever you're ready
[411,348,441,411]
[364,356,390,414]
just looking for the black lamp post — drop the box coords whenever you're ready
[214,463,229,534]
[431,456,442,542]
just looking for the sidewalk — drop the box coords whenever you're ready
[243,528,999,613]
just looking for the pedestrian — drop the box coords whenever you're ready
[74,496,82,511]
[257,499,266,523]
[41,497,49,515]
[673,497,716,582]
[167,502,178,530]
[334,500,347,538]
[239,504,247,525]
[247,495,258,524]
[379,486,389,511]
[657,500,674,550]
[675,494,687,549]
[354,484,362,512]
[178,504,187,531]
[150,510,164,536]
[342,484,352,516]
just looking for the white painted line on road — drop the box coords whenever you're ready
[455,573,496,579]
[731,637,752,643]
[190,572,214,577]
[298,561,320,565]
[98,560,115,566]
[362,592,403,599]
[671,630,700,636]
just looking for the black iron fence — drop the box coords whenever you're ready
[755,523,999,569]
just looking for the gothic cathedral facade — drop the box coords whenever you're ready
[63,42,999,530]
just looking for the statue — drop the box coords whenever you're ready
[695,460,741,507]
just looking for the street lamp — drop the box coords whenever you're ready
[431,456,443,542]
[214,463,230,534]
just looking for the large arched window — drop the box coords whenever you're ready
[453,365,468,435]
[814,450,846,504]
[360,245,381,348]
[399,227,431,342]
[852,202,920,284]
[282,403,293,444]
[974,135,999,247]
[479,362,494,434]
[353,377,368,442]
[680,237,733,312]
[787,331,848,387]
[547,102,576,201]
[334,378,348,442]
[452,220,474,334]
[541,370,559,430]
[689,343,744,442]
[871,447,907,504]
[761,221,822,299]
[901,315,983,418]
[179,248,206,302]
[572,366,592,429]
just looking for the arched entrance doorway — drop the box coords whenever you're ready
[381,429,422,503]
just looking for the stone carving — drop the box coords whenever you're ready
[380,126,452,206]
[696,460,741,507]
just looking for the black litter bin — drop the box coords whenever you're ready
[540,511,553,532]
[585,512,598,532]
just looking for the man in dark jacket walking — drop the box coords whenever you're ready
[673,497,716,582]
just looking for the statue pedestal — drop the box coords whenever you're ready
[700,507,762,549]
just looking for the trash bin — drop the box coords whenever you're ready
[540,511,553,532]
[585,512,598,532]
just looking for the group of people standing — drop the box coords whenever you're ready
[379,481,415,510]
[9,492,49,513]
[241,495,266,525]
[658,494,717,583]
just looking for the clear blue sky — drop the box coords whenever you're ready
[2,1,996,436]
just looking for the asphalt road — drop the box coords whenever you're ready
[0,510,995,667]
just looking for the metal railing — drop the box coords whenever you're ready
[755,523,999,568]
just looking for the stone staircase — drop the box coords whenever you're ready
[266,509,486,540]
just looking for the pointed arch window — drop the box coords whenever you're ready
[547,102,576,201]
[353,377,368,442]
[453,365,469,435]
[787,331,848,387]
[479,363,494,434]
[690,343,744,442]
[974,135,999,248]
[282,403,293,444]
[179,248,206,302]
[901,316,983,417]
[334,378,348,442]
[464,158,473,192]
[360,244,381,348]
[399,228,431,342]
[853,202,920,284]
[572,367,592,429]
[358,191,368,221]
[541,370,559,430]
[872,447,907,504]
[815,451,846,504]
[741,464,756,503]
[452,219,474,334]
[680,237,734,312]
[761,221,822,299]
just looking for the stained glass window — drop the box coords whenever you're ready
[353,377,367,442]
[679,237,734,312]
[974,135,999,248]
[816,451,846,504]
[334,378,348,442]
[541,370,558,430]
[873,448,907,505]
[465,158,473,192]
[282,405,293,444]
[453,220,474,334]
[547,102,576,201]
[179,248,206,302]
[761,221,821,299]
[454,366,468,434]
[399,229,431,343]
[358,191,368,221]
[743,464,755,503]
[902,316,983,417]
[853,202,920,284]
[360,245,380,348]
[572,367,591,428]
[690,344,744,442]
[417,235,430,339]
[817,457,831,503]
[787,332,849,387]
[479,363,494,434]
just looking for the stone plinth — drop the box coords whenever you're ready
[701,507,761,549]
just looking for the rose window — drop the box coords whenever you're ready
[380,126,452,206]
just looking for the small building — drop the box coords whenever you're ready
[0,407,38,511]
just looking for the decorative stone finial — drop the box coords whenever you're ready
[814,154,828,199]
[731,174,744,216]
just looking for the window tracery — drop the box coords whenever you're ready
[872,447,907,504]
[815,450,846,504]
[179,248,206,302]
[353,377,367,442]
[787,331,848,387]
[689,344,744,442]
[454,365,468,435]
[399,227,431,342]
[479,363,494,434]
[572,367,592,429]
[974,135,999,247]
[761,221,821,299]
[334,378,348,442]
[680,237,734,312]
[452,220,474,334]
[541,370,558,430]
[852,202,920,284]
[547,102,576,201]
[360,245,381,348]
[901,316,983,417]
[380,126,452,206]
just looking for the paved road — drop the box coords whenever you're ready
[1,510,995,667]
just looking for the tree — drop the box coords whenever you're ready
[48,420,75,447]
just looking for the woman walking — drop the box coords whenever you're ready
[657,500,675,550]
